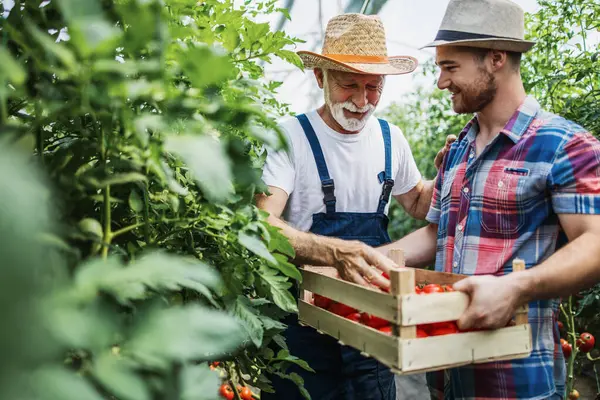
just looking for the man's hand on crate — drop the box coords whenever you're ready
[331,239,401,291]
[453,274,522,330]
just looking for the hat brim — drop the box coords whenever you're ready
[297,51,418,75]
[421,38,536,53]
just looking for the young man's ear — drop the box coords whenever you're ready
[314,68,325,89]
[490,50,508,71]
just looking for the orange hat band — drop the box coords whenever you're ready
[325,54,389,64]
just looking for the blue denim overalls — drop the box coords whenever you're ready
[263,114,396,400]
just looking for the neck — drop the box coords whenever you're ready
[317,104,361,135]
[475,74,527,142]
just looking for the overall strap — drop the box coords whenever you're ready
[377,119,395,214]
[296,114,336,214]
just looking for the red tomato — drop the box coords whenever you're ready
[576,332,595,353]
[557,321,564,331]
[237,386,253,400]
[415,285,423,294]
[568,389,580,399]
[430,321,459,336]
[561,338,572,358]
[345,312,361,322]
[378,325,393,335]
[382,271,390,280]
[360,313,389,329]
[442,284,455,292]
[314,294,332,309]
[431,326,459,336]
[219,384,234,400]
[423,284,444,294]
[416,327,428,338]
[329,302,358,317]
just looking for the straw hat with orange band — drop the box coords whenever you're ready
[297,13,418,76]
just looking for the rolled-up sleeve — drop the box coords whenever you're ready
[549,131,600,214]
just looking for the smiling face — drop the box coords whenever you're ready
[315,69,385,133]
[435,46,498,114]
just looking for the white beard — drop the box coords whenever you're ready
[323,75,376,132]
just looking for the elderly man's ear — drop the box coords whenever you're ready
[314,68,325,89]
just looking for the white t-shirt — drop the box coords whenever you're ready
[261,110,422,232]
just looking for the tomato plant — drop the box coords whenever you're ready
[0,0,313,398]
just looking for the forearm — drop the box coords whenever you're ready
[377,223,438,268]
[266,214,349,267]
[512,231,600,303]
[405,179,435,220]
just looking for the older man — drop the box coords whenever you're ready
[256,13,449,400]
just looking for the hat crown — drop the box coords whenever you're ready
[438,0,525,40]
[321,13,388,57]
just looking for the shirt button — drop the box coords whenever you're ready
[453,261,458,268]
[463,187,469,194]
[469,151,474,158]
[457,224,463,231]
[498,181,504,188]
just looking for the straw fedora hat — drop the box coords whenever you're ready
[297,13,418,75]
[422,0,536,53]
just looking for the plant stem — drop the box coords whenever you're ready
[565,295,577,398]
[102,184,111,260]
[111,221,146,238]
[225,362,242,400]
[594,362,600,395]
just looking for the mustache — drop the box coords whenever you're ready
[337,101,374,113]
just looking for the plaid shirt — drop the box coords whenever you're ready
[425,96,600,400]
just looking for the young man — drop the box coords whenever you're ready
[381,0,600,399]
[256,13,452,400]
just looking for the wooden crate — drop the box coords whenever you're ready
[297,249,532,375]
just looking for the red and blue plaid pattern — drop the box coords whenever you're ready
[425,96,600,399]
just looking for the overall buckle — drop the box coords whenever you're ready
[380,179,395,202]
[322,179,336,205]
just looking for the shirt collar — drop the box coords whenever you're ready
[458,96,541,144]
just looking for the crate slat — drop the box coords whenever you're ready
[398,324,532,373]
[401,292,528,326]
[298,300,400,368]
[301,268,399,323]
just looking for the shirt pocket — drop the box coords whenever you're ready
[480,169,529,235]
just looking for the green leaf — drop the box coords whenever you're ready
[26,22,77,71]
[267,225,295,258]
[56,0,121,54]
[128,304,247,369]
[165,135,233,202]
[27,367,104,400]
[232,296,264,348]
[257,265,297,313]
[84,172,148,188]
[181,46,234,88]
[0,47,25,85]
[274,349,314,372]
[181,364,221,400]
[73,252,221,304]
[129,190,144,213]
[78,218,103,239]
[272,333,288,350]
[258,314,287,331]
[272,253,301,282]
[239,231,277,264]
[93,353,149,400]
[275,49,304,70]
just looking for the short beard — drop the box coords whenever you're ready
[452,67,497,114]
[323,72,376,132]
